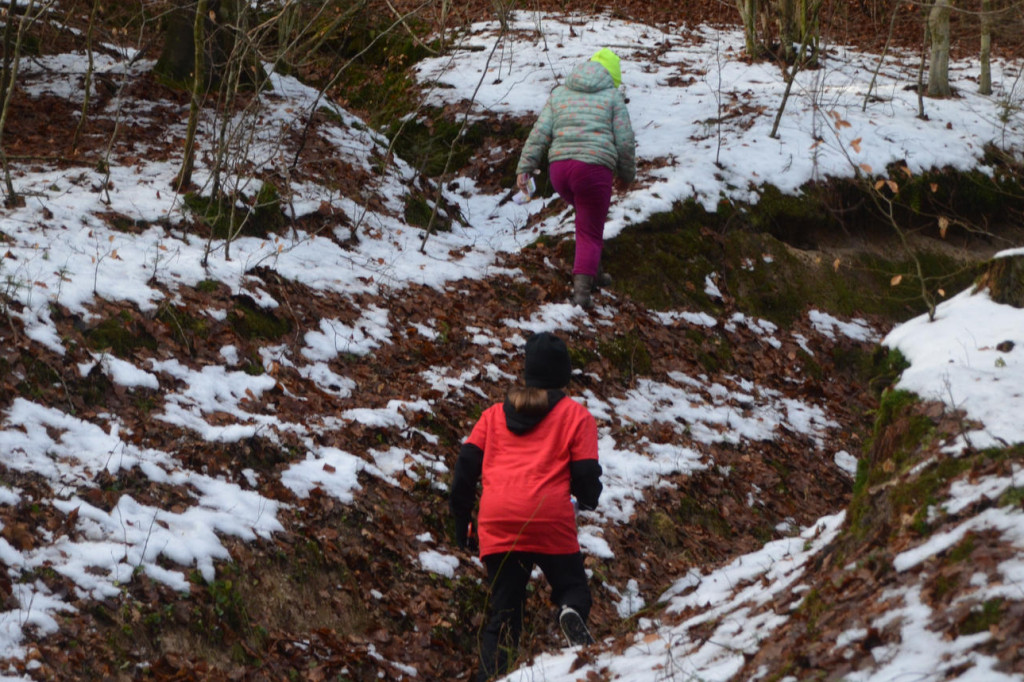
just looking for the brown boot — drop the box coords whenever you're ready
[594,267,613,290]
[573,274,595,308]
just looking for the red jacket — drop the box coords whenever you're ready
[450,392,601,557]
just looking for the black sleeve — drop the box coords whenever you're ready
[570,459,603,511]
[450,443,483,521]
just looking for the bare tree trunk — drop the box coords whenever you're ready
[979,0,992,95]
[176,0,208,192]
[0,0,16,112]
[439,0,451,51]
[777,0,797,62]
[736,0,761,58]
[917,18,928,118]
[72,0,101,153]
[154,0,264,91]
[769,0,824,138]
[863,1,902,111]
[927,0,952,98]
[0,0,53,205]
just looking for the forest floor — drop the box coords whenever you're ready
[1,2,1022,681]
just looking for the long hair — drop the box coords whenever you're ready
[506,386,550,414]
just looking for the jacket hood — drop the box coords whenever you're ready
[503,390,565,435]
[565,61,616,94]
[590,48,622,88]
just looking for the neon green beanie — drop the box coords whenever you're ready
[590,48,622,88]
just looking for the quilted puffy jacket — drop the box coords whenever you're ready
[516,61,636,183]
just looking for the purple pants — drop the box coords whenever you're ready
[549,159,614,277]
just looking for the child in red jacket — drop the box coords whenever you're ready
[450,332,603,681]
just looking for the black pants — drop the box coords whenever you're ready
[476,551,591,682]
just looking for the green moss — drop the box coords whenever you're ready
[674,495,732,539]
[850,448,970,542]
[208,574,247,632]
[598,331,652,378]
[961,598,1003,635]
[157,303,211,350]
[243,361,265,376]
[568,345,598,371]
[230,297,291,341]
[603,201,719,313]
[404,193,447,231]
[606,177,986,326]
[767,456,792,495]
[873,389,920,439]
[85,311,158,356]
[867,347,910,396]
[196,279,221,294]
[686,328,734,374]
[931,573,960,601]
[134,395,157,415]
[747,184,838,244]
[797,348,823,381]
[387,110,490,179]
[184,193,238,240]
[251,181,286,237]
[851,456,871,499]
[846,389,946,539]
[184,185,284,240]
[948,533,976,563]
[888,163,1024,232]
[648,510,680,548]
[998,486,1024,509]
[798,588,828,635]
[11,355,60,401]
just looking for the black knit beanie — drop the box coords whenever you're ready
[524,332,572,389]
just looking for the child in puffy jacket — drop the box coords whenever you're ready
[516,48,637,308]
[450,332,603,681]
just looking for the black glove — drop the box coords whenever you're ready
[454,516,470,549]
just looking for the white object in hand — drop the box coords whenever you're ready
[513,177,536,205]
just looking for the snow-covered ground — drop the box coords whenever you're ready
[1,10,1023,682]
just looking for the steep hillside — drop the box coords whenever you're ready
[0,3,1023,682]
